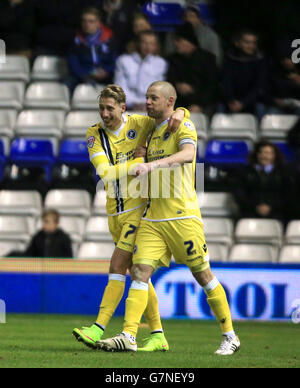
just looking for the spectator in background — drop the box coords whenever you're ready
[266,39,300,115]
[65,7,116,94]
[126,12,152,54]
[0,0,35,59]
[33,0,81,56]
[101,0,142,54]
[164,5,223,67]
[233,141,291,222]
[218,29,267,120]
[7,209,73,258]
[167,22,218,115]
[114,31,167,111]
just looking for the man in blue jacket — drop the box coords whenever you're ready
[65,7,116,93]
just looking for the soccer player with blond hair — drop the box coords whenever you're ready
[72,84,190,351]
[97,81,240,355]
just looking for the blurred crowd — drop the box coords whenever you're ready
[1,0,300,229]
[0,0,299,118]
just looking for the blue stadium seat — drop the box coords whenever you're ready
[0,140,6,181]
[10,138,55,183]
[57,139,89,165]
[204,140,250,165]
[273,142,296,163]
[142,2,183,31]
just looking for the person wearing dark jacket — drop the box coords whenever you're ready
[65,6,116,94]
[0,0,35,57]
[233,141,291,222]
[8,209,73,258]
[167,22,218,115]
[219,29,267,120]
[266,39,300,115]
[33,0,81,56]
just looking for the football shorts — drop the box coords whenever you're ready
[108,205,146,254]
[132,217,210,273]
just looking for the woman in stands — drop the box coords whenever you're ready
[233,141,293,223]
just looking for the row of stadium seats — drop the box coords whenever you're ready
[0,212,296,248]
[0,136,294,183]
[0,108,297,167]
[0,237,299,263]
[0,190,240,219]
[0,87,298,140]
[0,210,298,248]
[0,138,91,183]
[0,81,105,112]
[0,190,238,218]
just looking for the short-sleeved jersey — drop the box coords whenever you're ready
[143,117,201,221]
[87,113,154,216]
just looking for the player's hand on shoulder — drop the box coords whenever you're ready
[168,109,185,133]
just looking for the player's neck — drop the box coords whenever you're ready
[105,115,125,132]
[155,110,173,126]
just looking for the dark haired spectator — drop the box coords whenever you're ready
[126,12,152,54]
[0,0,35,59]
[164,5,223,67]
[101,0,142,54]
[167,22,218,114]
[7,209,73,258]
[65,7,116,94]
[33,0,82,56]
[233,141,291,221]
[218,29,267,120]
[114,30,167,111]
[266,39,300,115]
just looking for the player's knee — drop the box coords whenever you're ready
[193,266,214,287]
[131,264,151,283]
[109,261,129,275]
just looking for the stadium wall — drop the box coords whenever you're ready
[0,260,299,321]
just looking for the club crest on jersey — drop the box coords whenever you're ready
[127,129,137,140]
[163,131,171,141]
[87,136,95,148]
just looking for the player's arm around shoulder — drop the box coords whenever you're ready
[130,107,191,137]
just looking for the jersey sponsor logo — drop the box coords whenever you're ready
[87,136,95,148]
[127,129,137,140]
[163,131,171,141]
[184,122,195,131]
[114,138,125,145]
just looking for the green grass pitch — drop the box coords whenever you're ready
[0,314,299,368]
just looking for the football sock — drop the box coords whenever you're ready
[94,322,105,332]
[143,281,163,333]
[203,277,235,336]
[123,280,149,337]
[96,274,126,328]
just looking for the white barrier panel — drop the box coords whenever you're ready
[153,264,300,321]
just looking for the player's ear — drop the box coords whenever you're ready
[168,96,175,107]
[121,103,126,113]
